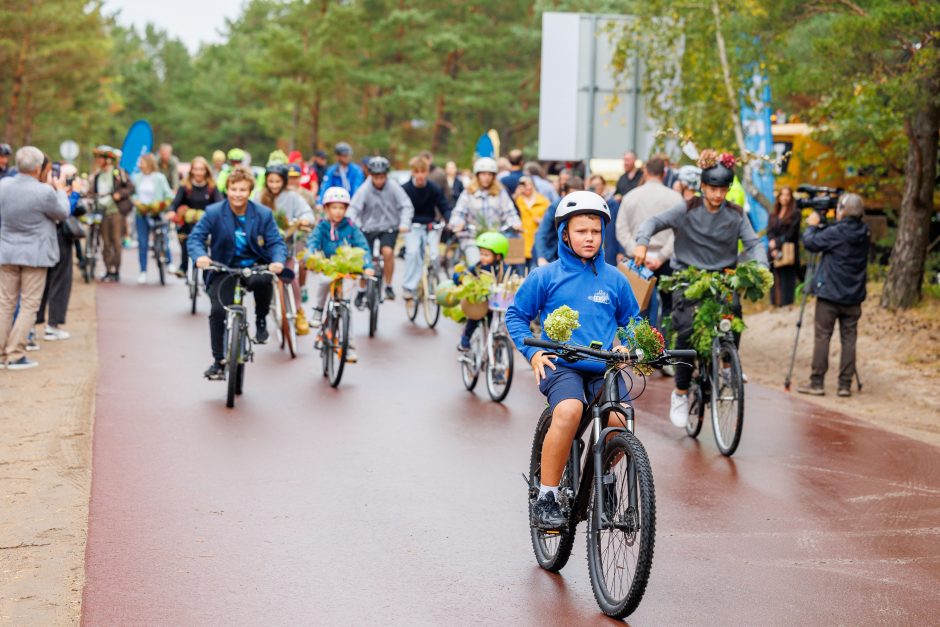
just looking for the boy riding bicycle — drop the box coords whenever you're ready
[306,186,375,363]
[506,191,640,530]
[455,232,509,352]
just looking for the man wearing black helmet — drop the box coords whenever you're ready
[633,149,767,429]
[347,156,414,302]
[316,142,366,205]
[0,143,16,179]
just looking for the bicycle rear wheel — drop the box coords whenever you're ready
[686,379,705,438]
[711,341,744,456]
[405,282,419,321]
[368,278,380,337]
[154,231,166,286]
[225,314,240,408]
[235,331,246,396]
[423,270,441,328]
[485,333,514,402]
[327,304,350,387]
[189,265,199,314]
[586,431,656,619]
[284,284,297,359]
[270,280,285,348]
[529,408,578,572]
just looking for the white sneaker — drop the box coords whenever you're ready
[669,391,689,428]
[167,263,178,274]
[44,326,71,341]
[137,273,147,285]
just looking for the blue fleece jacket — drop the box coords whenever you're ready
[306,217,374,270]
[506,219,640,374]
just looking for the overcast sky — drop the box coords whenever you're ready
[105,0,245,52]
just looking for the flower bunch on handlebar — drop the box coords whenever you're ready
[658,260,773,355]
[135,200,169,216]
[301,245,366,276]
[617,319,666,375]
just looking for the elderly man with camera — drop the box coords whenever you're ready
[0,146,70,370]
[797,193,870,398]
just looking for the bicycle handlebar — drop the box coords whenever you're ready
[206,262,275,278]
[523,337,697,365]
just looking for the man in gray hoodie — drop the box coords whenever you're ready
[347,156,413,301]
[0,146,70,369]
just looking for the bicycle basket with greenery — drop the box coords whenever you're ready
[302,245,366,277]
[658,260,773,355]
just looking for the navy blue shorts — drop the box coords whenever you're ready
[538,363,627,414]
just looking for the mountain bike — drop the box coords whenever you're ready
[208,262,275,408]
[147,214,170,286]
[404,222,444,329]
[80,197,103,284]
[459,300,515,402]
[522,337,696,619]
[269,268,299,358]
[364,232,390,338]
[318,273,372,387]
[684,316,745,456]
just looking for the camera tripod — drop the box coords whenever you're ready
[783,252,863,392]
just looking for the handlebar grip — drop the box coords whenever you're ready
[664,349,698,361]
[523,338,562,351]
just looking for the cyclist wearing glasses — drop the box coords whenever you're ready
[402,155,451,301]
[347,156,413,303]
[506,191,640,530]
[632,150,767,428]
[188,165,287,380]
[455,232,509,352]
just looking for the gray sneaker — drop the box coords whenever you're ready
[796,382,825,396]
[7,356,38,370]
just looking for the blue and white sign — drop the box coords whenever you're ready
[740,67,774,235]
[119,120,153,174]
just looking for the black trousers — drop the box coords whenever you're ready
[207,273,273,361]
[36,229,74,327]
[672,292,742,391]
[811,297,861,389]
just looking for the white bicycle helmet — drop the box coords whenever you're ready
[322,186,351,205]
[554,190,611,226]
[473,157,498,174]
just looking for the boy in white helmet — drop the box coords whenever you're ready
[506,191,640,531]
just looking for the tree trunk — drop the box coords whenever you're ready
[431,50,461,154]
[309,92,321,153]
[881,96,940,309]
[4,10,32,141]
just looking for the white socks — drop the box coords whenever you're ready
[539,484,558,500]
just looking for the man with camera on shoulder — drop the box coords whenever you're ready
[797,193,869,398]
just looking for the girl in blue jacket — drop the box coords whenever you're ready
[506,191,639,531]
[306,187,374,361]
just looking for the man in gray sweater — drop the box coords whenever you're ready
[347,156,413,302]
[0,146,70,370]
[633,150,767,428]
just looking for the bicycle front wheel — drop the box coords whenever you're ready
[327,304,350,387]
[485,334,514,402]
[528,408,577,572]
[154,232,166,286]
[711,341,744,456]
[190,266,199,314]
[586,432,656,619]
[405,284,419,321]
[423,270,441,328]
[368,279,380,338]
[284,284,297,359]
[460,327,482,391]
[225,315,240,408]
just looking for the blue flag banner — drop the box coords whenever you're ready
[739,67,774,236]
[120,120,153,174]
[474,133,495,160]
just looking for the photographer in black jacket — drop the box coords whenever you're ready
[797,193,870,397]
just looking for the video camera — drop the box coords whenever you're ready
[796,184,843,214]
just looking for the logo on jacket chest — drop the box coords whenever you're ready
[588,289,611,305]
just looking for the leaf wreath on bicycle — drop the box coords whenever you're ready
[187,165,288,380]
[632,149,770,430]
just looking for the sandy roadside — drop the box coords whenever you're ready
[0,276,95,625]
[740,290,940,448]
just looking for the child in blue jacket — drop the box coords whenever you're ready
[505,191,639,531]
[306,186,374,361]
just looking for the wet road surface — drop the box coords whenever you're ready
[82,263,940,624]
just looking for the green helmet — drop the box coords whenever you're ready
[267,149,288,166]
[475,232,509,257]
[227,148,246,162]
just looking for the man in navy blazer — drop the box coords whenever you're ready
[188,165,288,379]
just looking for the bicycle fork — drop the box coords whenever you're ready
[592,400,635,531]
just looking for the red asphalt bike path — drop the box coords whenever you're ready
[82,258,940,624]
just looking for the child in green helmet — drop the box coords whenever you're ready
[455,232,509,351]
